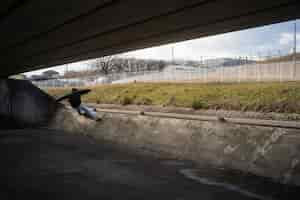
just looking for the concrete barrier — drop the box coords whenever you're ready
[50,107,300,186]
[0,79,58,128]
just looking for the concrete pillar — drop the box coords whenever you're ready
[0,79,59,129]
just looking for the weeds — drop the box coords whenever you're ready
[46,82,300,114]
[192,99,209,110]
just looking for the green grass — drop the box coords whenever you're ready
[47,82,300,114]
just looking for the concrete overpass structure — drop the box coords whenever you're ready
[0,0,299,77]
[0,1,300,199]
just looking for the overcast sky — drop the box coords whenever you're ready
[25,19,299,76]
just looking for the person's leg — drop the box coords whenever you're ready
[79,105,98,120]
[76,105,85,115]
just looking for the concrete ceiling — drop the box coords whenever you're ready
[0,0,299,76]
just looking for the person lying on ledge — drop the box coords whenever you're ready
[56,88,100,121]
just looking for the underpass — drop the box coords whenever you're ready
[0,1,300,199]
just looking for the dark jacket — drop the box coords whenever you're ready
[68,93,81,108]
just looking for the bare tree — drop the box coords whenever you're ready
[90,55,167,75]
[91,56,116,75]
[158,60,166,71]
[114,58,127,73]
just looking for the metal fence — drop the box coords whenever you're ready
[32,55,300,88]
[116,61,300,83]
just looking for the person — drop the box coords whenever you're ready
[57,88,99,121]
[69,88,98,120]
[68,88,82,109]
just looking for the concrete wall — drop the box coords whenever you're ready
[51,107,300,186]
[0,79,58,128]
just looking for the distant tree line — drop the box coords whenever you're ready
[63,57,167,78]
[31,55,262,80]
[90,56,167,75]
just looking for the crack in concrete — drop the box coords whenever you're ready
[252,129,287,164]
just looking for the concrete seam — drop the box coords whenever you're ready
[96,108,300,130]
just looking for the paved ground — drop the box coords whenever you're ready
[0,129,299,200]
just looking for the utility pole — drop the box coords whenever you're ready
[171,46,175,64]
[293,21,297,80]
[65,64,68,75]
[64,64,69,87]
[294,21,297,56]
[257,52,261,82]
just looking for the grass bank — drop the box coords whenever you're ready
[47,82,300,114]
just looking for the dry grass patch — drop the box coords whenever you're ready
[46,82,300,114]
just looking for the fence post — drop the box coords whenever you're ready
[257,53,261,82]
[205,66,208,83]
[244,57,247,82]
[278,50,282,82]
[204,58,208,83]
[238,57,241,83]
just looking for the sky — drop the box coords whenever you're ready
[25,19,299,76]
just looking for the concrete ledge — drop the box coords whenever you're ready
[91,104,300,121]
[50,107,300,186]
[97,108,300,130]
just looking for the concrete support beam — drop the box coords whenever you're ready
[0,0,299,76]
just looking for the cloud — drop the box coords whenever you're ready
[125,31,249,60]
[125,20,300,60]
[279,32,300,46]
[25,20,300,75]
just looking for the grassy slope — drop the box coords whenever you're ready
[47,82,300,114]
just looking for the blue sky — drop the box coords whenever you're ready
[125,19,299,60]
[26,19,299,76]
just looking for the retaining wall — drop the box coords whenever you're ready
[50,107,300,186]
[0,79,58,129]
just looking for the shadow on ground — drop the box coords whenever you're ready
[0,129,299,200]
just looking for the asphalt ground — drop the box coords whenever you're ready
[0,129,298,200]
